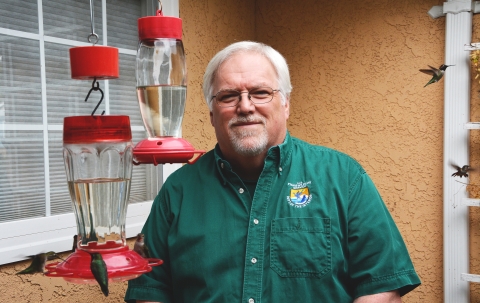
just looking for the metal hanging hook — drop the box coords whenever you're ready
[158,0,162,12]
[84,77,105,116]
[88,33,99,45]
[88,0,98,45]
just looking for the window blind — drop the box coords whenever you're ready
[0,0,150,224]
[0,1,38,34]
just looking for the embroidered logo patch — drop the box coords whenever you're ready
[287,181,312,208]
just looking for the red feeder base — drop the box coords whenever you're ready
[133,137,205,166]
[45,245,162,284]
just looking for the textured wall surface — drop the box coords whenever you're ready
[2,0,475,301]
[470,14,480,303]
[181,0,256,150]
[254,0,445,302]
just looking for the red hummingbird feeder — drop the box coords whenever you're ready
[45,1,162,284]
[132,4,205,165]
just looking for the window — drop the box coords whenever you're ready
[0,0,180,266]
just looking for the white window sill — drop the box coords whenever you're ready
[0,201,153,266]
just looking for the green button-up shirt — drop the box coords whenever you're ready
[125,132,420,303]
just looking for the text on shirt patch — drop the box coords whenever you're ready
[286,181,312,208]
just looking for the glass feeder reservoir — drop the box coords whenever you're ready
[133,9,204,165]
[46,116,161,283]
[63,115,132,249]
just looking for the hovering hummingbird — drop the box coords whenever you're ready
[419,64,454,87]
[90,253,109,297]
[16,251,59,275]
[133,233,150,259]
[450,162,475,178]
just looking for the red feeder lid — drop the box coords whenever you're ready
[138,10,182,41]
[69,46,119,80]
[63,115,132,144]
[133,137,204,165]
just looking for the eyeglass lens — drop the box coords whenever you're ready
[214,87,276,107]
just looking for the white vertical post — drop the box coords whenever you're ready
[102,0,110,114]
[443,1,472,302]
[162,0,179,17]
[38,0,51,217]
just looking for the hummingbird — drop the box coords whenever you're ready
[16,251,59,275]
[133,233,150,259]
[87,211,98,243]
[450,162,475,178]
[72,235,78,252]
[79,209,98,245]
[419,64,454,87]
[90,253,109,297]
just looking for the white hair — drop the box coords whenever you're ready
[202,41,292,111]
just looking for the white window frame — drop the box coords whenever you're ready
[0,0,180,266]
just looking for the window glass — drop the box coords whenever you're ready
[0,130,46,223]
[107,0,142,50]
[0,0,150,223]
[0,0,38,33]
[130,131,148,204]
[48,130,70,215]
[43,0,103,43]
[0,35,43,123]
[110,53,143,126]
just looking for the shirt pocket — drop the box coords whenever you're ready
[270,217,331,278]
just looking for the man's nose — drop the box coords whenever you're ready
[237,92,255,112]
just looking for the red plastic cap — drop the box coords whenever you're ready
[64,115,132,143]
[69,46,119,80]
[138,13,182,40]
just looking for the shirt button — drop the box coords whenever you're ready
[239,188,244,194]
[251,257,257,264]
[221,163,224,169]
[279,167,283,172]
[253,219,259,224]
[249,299,254,303]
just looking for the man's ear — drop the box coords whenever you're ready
[210,111,214,126]
[284,96,290,120]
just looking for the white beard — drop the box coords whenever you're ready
[228,115,268,156]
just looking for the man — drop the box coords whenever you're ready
[125,41,421,303]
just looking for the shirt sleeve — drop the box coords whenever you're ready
[347,171,421,298]
[125,186,174,303]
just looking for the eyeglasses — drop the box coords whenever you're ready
[211,86,280,107]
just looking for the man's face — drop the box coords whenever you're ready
[210,52,290,158]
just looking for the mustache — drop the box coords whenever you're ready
[228,115,266,127]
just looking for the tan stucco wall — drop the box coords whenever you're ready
[470,14,480,303]
[181,0,256,149]
[1,0,471,302]
[250,1,445,302]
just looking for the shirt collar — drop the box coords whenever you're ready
[214,131,293,182]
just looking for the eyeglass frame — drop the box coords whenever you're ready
[210,86,281,108]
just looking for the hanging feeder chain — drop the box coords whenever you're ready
[85,77,105,116]
[158,0,162,13]
[88,0,99,45]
